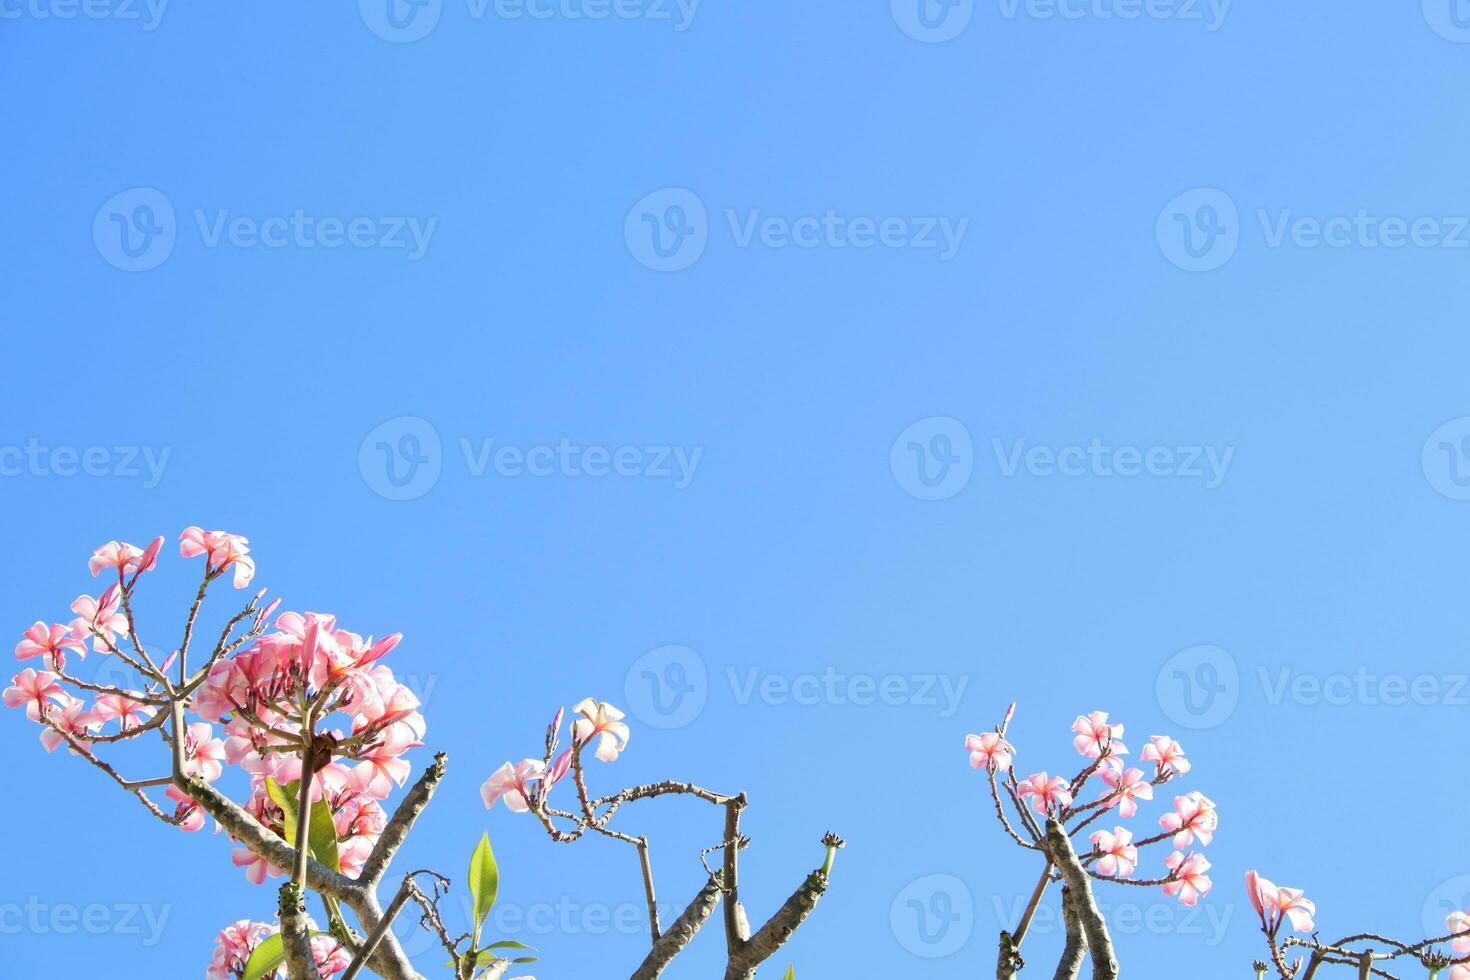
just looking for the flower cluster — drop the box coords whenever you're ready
[191,609,421,880]
[481,699,627,814]
[966,707,1217,906]
[5,530,423,886]
[1246,870,1470,978]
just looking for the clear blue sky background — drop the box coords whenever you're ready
[5,2,1470,977]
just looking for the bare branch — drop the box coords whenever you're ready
[1046,818,1118,980]
[630,876,724,980]
[1051,886,1087,980]
[279,882,323,980]
[360,752,447,887]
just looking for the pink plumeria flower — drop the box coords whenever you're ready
[4,668,67,721]
[15,621,87,670]
[311,934,351,976]
[1246,871,1315,933]
[67,585,129,654]
[349,726,421,799]
[1163,851,1212,906]
[181,722,227,782]
[1159,791,1217,848]
[572,698,630,762]
[1099,763,1154,818]
[1072,711,1128,758]
[179,526,256,588]
[206,920,274,979]
[231,845,282,885]
[1090,827,1137,878]
[88,540,145,577]
[1016,772,1073,814]
[1139,735,1191,777]
[346,667,424,741]
[166,785,206,832]
[38,694,100,753]
[481,759,549,813]
[92,692,158,731]
[964,731,1015,772]
[1448,906,1470,954]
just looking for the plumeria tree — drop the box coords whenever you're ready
[5,529,839,979]
[966,704,1219,980]
[1245,871,1470,978]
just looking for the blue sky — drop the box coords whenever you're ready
[5,1,1470,977]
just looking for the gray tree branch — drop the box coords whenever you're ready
[1051,886,1087,980]
[280,882,324,980]
[630,876,725,980]
[1045,818,1118,980]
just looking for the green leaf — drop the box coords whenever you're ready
[241,934,285,980]
[265,776,341,873]
[468,831,500,942]
[783,967,795,980]
[265,776,295,818]
[484,940,534,951]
